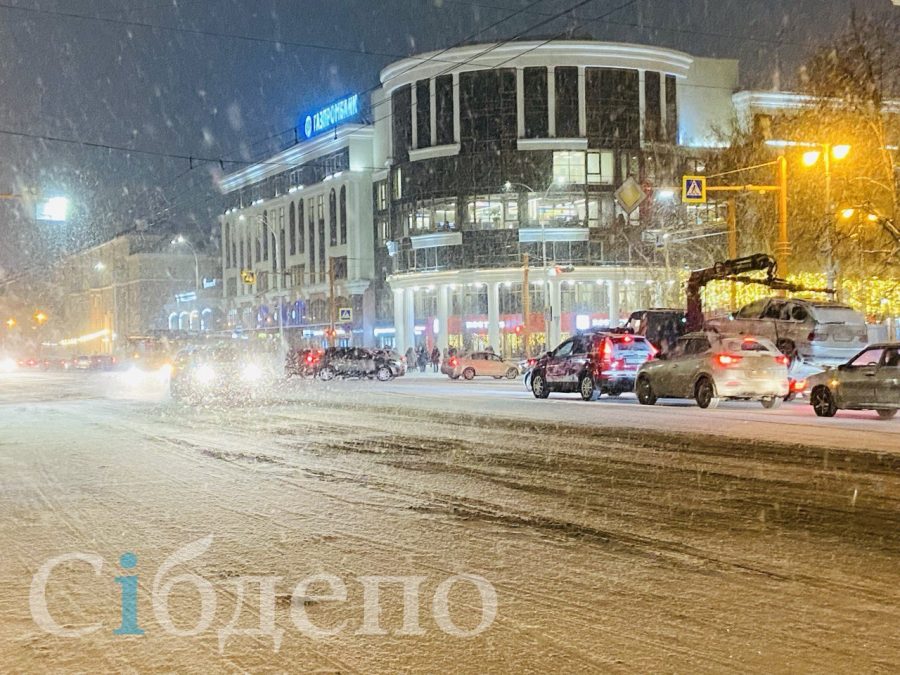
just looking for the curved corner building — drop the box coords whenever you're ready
[373,40,736,355]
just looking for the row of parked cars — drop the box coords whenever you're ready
[521,297,899,420]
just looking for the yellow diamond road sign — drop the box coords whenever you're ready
[614,177,646,214]
[682,175,707,203]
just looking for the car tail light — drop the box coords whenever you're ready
[449,357,458,367]
[790,379,807,392]
[774,355,790,366]
[305,353,315,364]
[715,354,743,366]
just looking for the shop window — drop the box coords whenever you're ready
[586,150,615,185]
[523,67,548,139]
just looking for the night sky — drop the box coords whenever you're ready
[0,0,896,275]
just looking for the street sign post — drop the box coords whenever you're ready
[338,307,353,322]
[682,176,707,203]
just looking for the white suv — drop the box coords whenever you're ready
[708,298,867,367]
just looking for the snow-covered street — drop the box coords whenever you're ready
[2,370,899,672]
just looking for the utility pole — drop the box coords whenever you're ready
[328,256,336,348]
[521,253,530,358]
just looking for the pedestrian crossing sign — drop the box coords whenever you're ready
[682,175,707,203]
[338,307,352,322]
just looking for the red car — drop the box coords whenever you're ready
[530,332,656,401]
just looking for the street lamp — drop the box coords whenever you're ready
[800,143,851,292]
[171,234,200,292]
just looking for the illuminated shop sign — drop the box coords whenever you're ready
[302,94,360,139]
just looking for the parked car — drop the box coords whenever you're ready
[170,344,274,402]
[445,352,520,381]
[90,354,119,370]
[635,331,789,409]
[316,347,397,381]
[41,357,72,371]
[807,343,899,419]
[708,298,867,367]
[530,332,655,400]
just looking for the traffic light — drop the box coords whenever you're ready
[514,325,523,335]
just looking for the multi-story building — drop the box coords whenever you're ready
[218,107,379,347]
[373,41,738,355]
[217,40,745,355]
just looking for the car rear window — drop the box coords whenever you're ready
[722,338,777,353]
[611,337,652,356]
[810,305,865,324]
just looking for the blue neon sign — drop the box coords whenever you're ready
[302,94,360,139]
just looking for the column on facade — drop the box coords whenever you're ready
[638,69,646,145]
[437,284,450,352]
[404,287,416,351]
[577,66,587,138]
[410,82,418,149]
[607,279,620,328]
[548,278,562,347]
[547,66,556,138]
[452,72,461,144]
[429,78,437,146]
[393,287,406,353]
[515,67,525,139]
[487,281,500,353]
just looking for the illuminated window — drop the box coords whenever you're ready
[553,151,586,184]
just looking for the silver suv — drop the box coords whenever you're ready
[709,298,867,367]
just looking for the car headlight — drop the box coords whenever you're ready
[241,363,263,382]
[193,364,216,385]
[0,357,16,373]
[158,363,173,377]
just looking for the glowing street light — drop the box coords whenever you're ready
[35,196,71,222]
[33,311,48,325]
[5,317,16,329]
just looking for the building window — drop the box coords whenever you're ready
[391,84,412,163]
[553,151,586,184]
[459,69,516,154]
[665,74,678,144]
[554,66,579,138]
[527,194,582,228]
[239,232,245,269]
[339,185,347,244]
[291,264,305,288]
[375,180,388,211]
[644,71,661,142]
[329,189,337,246]
[392,167,402,200]
[376,216,389,243]
[435,74,454,145]
[224,222,231,268]
[279,227,286,273]
[317,195,326,282]
[308,197,316,278]
[333,256,348,280]
[523,67,548,139]
[465,195,516,230]
[288,202,296,255]
[586,67,640,148]
[297,201,305,254]
[415,79,431,149]
[262,211,269,260]
[586,150,615,185]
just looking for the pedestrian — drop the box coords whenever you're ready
[417,346,428,373]
[431,346,440,372]
[405,346,416,367]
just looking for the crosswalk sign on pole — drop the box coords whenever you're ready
[682,175,707,203]
[338,307,352,322]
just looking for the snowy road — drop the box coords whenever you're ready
[1,370,899,672]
